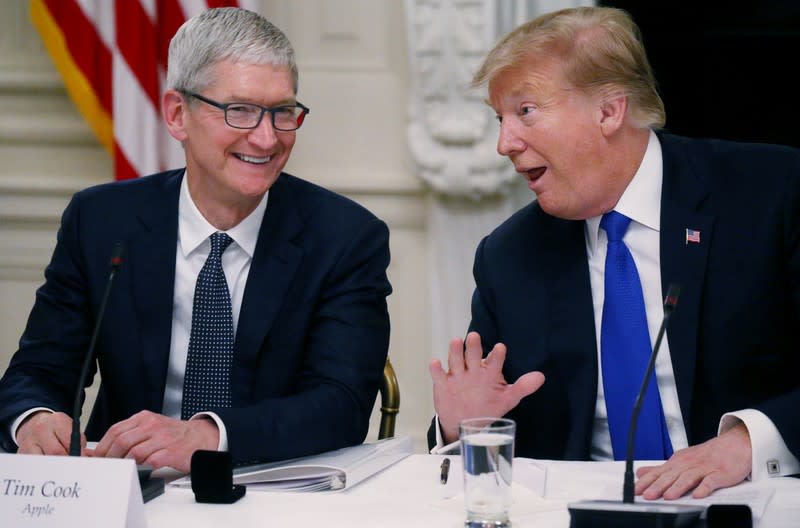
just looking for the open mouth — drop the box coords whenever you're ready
[234,153,271,164]
[524,167,546,182]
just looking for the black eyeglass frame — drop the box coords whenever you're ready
[185,92,310,131]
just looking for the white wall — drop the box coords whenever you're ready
[0,0,434,450]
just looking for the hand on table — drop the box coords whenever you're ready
[89,410,219,472]
[16,410,86,455]
[635,422,752,499]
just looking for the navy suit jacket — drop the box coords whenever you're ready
[429,133,800,461]
[0,169,392,464]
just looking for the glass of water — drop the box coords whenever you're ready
[459,417,516,528]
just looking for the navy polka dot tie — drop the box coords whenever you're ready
[181,232,234,420]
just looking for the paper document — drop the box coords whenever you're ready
[171,435,414,492]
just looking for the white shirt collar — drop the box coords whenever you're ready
[585,130,663,255]
[178,171,269,258]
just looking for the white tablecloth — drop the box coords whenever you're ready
[146,454,800,527]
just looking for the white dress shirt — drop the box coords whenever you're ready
[584,130,688,459]
[434,131,800,481]
[160,174,268,450]
[12,172,268,453]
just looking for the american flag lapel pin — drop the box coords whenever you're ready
[685,228,701,244]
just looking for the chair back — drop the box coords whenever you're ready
[378,357,400,439]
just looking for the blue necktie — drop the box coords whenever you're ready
[600,211,672,460]
[181,232,235,420]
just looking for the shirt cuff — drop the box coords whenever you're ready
[429,414,460,455]
[10,408,54,446]
[190,412,228,452]
[720,409,800,481]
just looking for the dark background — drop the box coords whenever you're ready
[600,1,800,147]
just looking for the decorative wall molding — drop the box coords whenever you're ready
[405,0,515,197]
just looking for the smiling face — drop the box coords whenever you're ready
[488,58,626,220]
[163,60,297,227]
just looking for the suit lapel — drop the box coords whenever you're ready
[129,172,182,412]
[231,175,303,402]
[541,212,598,458]
[658,134,714,440]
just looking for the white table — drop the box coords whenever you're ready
[146,454,800,527]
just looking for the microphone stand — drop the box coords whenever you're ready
[69,243,125,456]
[568,284,704,528]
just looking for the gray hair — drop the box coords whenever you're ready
[166,7,298,94]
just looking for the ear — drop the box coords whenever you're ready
[162,89,189,142]
[598,93,628,138]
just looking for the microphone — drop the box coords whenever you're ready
[568,284,705,528]
[69,243,125,456]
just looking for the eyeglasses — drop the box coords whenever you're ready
[186,92,310,131]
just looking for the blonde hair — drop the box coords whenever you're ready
[474,6,665,129]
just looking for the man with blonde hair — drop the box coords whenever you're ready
[430,6,799,500]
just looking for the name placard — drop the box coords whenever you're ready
[0,453,146,527]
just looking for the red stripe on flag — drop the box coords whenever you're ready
[115,0,160,110]
[114,142,139,181]
[156,0,187,69]
[206,0,242,9]
[43,0,112,115]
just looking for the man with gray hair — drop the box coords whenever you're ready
[430,6,799,499]
[0,7,391,473]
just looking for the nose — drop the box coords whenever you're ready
[247,113,279,149]
[496,118,525,158]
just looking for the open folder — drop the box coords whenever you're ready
[171,435,414,492]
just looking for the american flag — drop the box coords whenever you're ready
[30,0,254,181]
[685,228,701,244]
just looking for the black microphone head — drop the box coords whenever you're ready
[663,283,681,312]
[110,243,126,270]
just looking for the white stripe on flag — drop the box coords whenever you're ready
[74,0,115,51]
[113,52,164,176]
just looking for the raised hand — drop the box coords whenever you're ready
[430,331,545,443]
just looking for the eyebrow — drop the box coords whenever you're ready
[226,95,297,106]
[484,80,549,109]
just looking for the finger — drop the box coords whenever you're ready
[634,464,664,494]
[483,343,507,370]
[447,337,466,375]
[17,441,46,455]
[510,371,545,402]
[463,332,484,371]
[144,447,185,473]
[661,467,706,500]
[635,471,661,496]
[22,427,69,456]
[125,438,166,466]
[94,417,142,457]
[636,465,658,478]
[429,359,447,385]
[640,468,681,500]
[691,473,723,499]
[103,426,152,460]
[52,423,74,453]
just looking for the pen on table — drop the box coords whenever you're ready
[440,457,450,484]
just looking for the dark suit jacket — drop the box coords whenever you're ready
[0,169,392,464]
[429,133,800,461]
